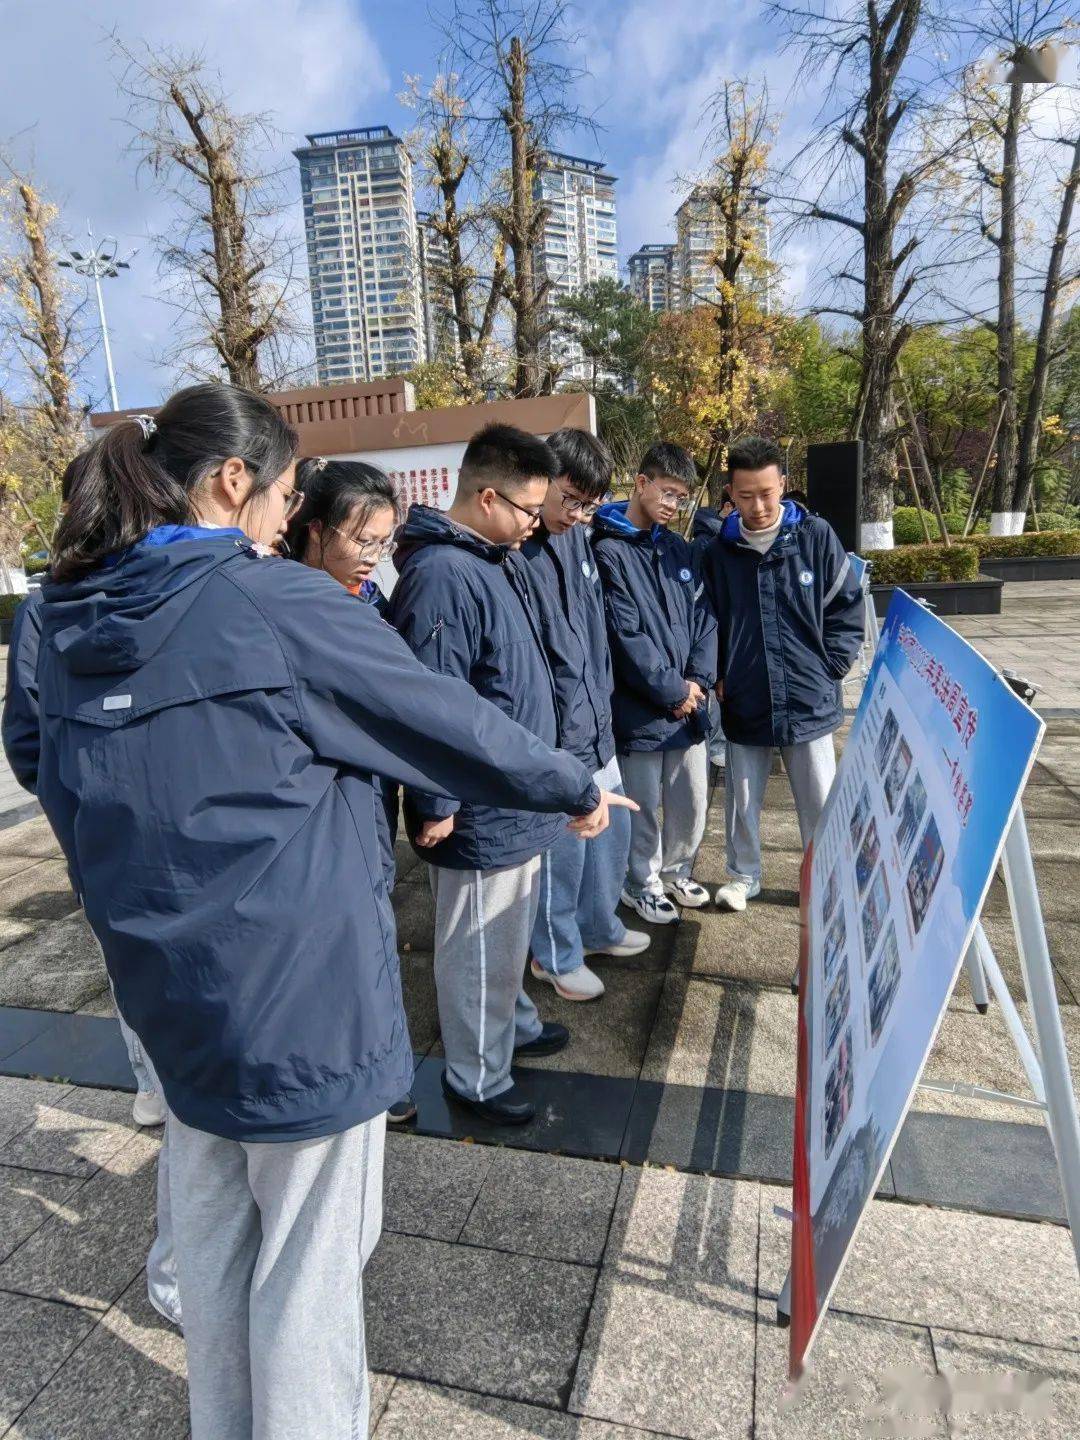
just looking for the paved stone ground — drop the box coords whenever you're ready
[0,579,1078,1437]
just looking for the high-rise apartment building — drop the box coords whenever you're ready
[296,127,426,384]
[628,243,675,312]
[673,186,771,312]
[533,152,618,382]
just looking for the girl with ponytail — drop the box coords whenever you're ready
[31,382,625,1438]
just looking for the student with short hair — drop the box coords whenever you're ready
[389,423,635,1124]
[512,428,649,1003]
[592,441,717,926]
[699,436,864,911]
[30,386,623,1438]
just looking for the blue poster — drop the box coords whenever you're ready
[791,589,1045,1375]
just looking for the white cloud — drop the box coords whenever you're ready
[1,0,388,405]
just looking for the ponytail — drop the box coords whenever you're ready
[52,383,298,582]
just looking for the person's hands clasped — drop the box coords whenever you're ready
[568,789,639,840]
[416,814,455,848]
[673,679,705,719]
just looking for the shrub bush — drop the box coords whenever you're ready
[969,531,1080,559]
[1031,511,1078,533]
[891,506,938,544]
[866,544,979,585]
[0,593,29,623]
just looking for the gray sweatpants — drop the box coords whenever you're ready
[620,743,709,897]
[168,1109,385,1440]
[725,735,837,884]
[430,856,544,1102]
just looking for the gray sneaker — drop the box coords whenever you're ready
[714,878,762,912]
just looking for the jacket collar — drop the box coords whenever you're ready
[721,498,806,549]
[594,500,663,545]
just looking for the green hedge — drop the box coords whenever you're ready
[969,531,1080,559]
[867,544,980,585]
[893,507,976,544]
[0,593,29,623]
[1032,511,1078,532]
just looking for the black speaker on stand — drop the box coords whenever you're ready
[805,441,863,553]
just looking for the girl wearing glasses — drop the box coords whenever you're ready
[285,457,400,612]
[31,384,619,1440]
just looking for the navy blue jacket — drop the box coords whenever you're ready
[389,505,589,870]
[590,502,717,753]
[32,528,600,1142]
[700,500,865,747]
[356,579,399,890]
[690,507,727,579]
[510,522,615,775]
[2,587,45,792]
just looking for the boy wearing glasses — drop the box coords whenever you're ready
[592,442,717,926]
[389,423,634,1125]
[511,429,650,1003]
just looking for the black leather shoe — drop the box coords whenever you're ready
[513,1022,570,1058]
[440,1074,535,1125]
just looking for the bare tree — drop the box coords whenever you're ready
[768,0,952,545]
[113,38,305,391]
[441,0,594,397]
[0,159,85,555]
[402,72,507,400]
[935,3,1077,530]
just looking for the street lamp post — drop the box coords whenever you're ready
[58,224,133,412]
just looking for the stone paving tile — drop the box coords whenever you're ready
[983,859,1080,923]
[757,1183,1080,1350]
[0,1076,72,1150]
[913,1001,1080,1124]
[370,1373,398,1434]
[0,1291,99,1434]
[0,1164,84,1265]
[0,1128,159,1311]
[693,844,803,902]
[460,1149,621,1265]
[950,913,1078,1010]
[7,1276,188,1440]
[670,905,801,986]
[374,1380,670,1438]
[0,1084,141,1178]
[569,1169,758,1438]
[0,817,63,869]
[0,862,80,951]
[931,1329,1080,1438]
[640,973,797,1095]
[383,1132,495,1242]
[365,1232,596,1408]
[1024,819,1080,862]
[0,914,108,1011]
[393,881,435,952]
[754,1303,944,1440]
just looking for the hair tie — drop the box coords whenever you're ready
[132,414,157,443]
[312,455,328,471]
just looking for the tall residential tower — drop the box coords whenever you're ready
[296,127,426,384]
[532,151,618,383]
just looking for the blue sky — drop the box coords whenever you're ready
[2,0,823,409]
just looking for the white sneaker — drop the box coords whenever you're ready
[529,959,605,1000]
[132,1090,167,1127]
[663,877,711,909]
[620,889,680,925]
[714,878,761,912]
[584,929,650,959]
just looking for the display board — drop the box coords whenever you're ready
[790,589,1045,1377]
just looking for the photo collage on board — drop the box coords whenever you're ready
[813,668,953,1164]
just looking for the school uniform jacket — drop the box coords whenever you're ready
[699,500,865,747]
[510,521,616,775]
[2,587,45,792]
[389,504,582,871]
[31,526,600,1143]
[590,501,717,753]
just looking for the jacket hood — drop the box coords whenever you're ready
[395,503,509,567]
[721,498,806,545]
[593,500,661,544]
[691,506,727,542]
[40,528,250,677]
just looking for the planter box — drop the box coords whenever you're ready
[976,553,1080,582]
[870,577,1003,618]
